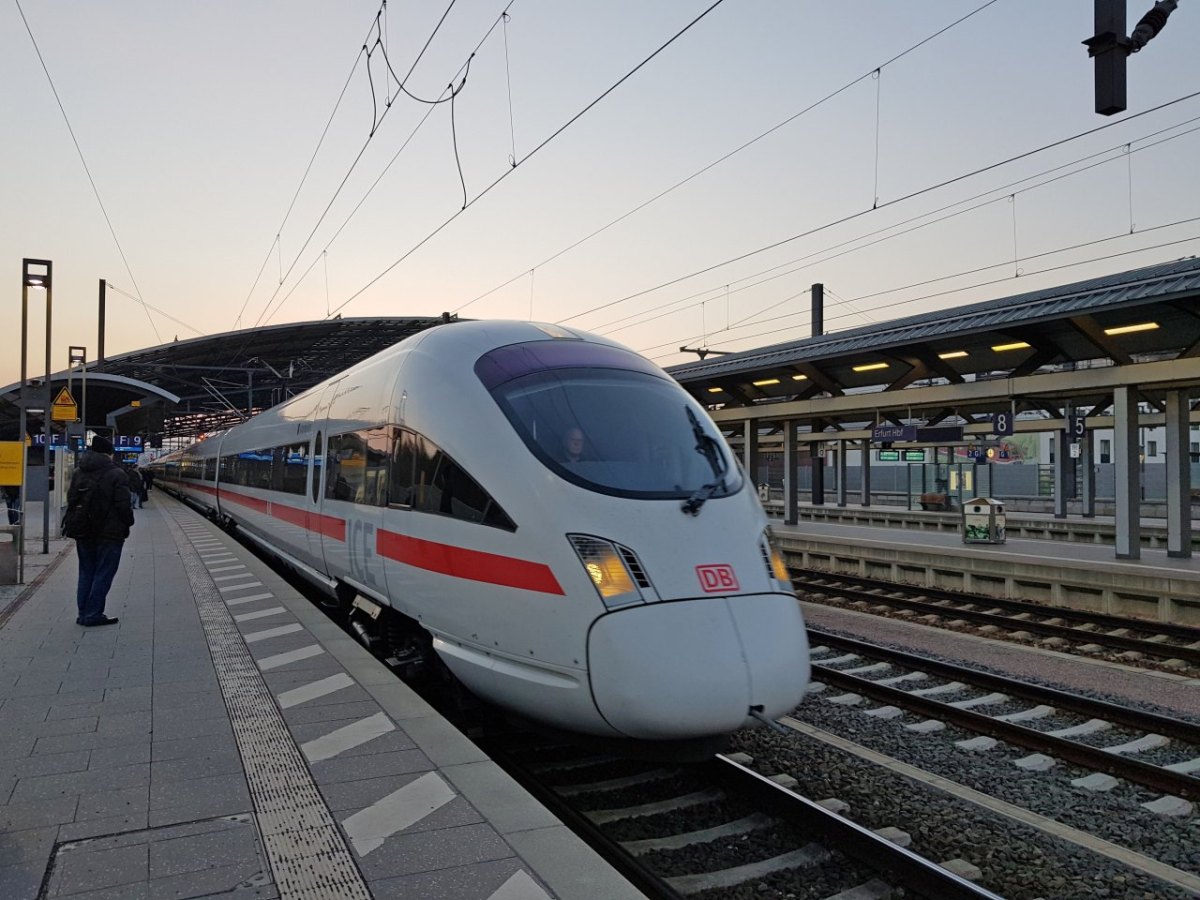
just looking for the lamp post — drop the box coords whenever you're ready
[20,259,53,568]
[68,346,87,450]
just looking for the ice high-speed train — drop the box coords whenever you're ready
[149,321,810,742]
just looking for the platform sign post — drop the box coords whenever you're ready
[51,387,78,423]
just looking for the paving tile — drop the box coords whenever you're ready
[9,762,150,804]
[0,824,58,867]
[147,860,270,898]
[150,732,238,763]
[0,737,36,760]
[0,749,90,780]
[3,678,65,699]
[87,742,151,770]
[76,785,149,822]
[48,881,149,900]
[50,842,148,894]
[371,857,534,900]
[305,726,418,760]
[57,811,150,843]
[281,700,383,726]
[354,822,512,880]
[148,773,252,826]
[148,715,233,742]
[148,825,262,879]
[150,750,245,785]
[0,861,46,900]
[33,730,142,756]
[318,771,432,812]
[309,749,435,785]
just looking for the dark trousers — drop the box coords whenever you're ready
[75,539,124,623]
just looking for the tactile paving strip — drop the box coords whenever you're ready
[169,513,371,900]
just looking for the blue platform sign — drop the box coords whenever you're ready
[871,424,917,442]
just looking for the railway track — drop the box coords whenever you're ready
[805,628,1200,807]
[481,736,1004,900]
[792,569,1200,670]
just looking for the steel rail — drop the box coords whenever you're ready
[793,568,1200,642]
[808,628,1200,743]
[707,756,1004,900]
[794,572,1200,666]
[810,662,1200,801]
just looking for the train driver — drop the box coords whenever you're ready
[561,426,586,463]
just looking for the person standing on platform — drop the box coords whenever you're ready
[2,485,18,525]
[126,465,144,509]
[65,435,134,627]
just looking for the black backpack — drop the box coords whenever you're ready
[62,473,107,539]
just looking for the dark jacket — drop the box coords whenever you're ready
[71,450,135,541]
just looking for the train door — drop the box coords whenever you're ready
[321,426,391,603]
[305,428,330,576]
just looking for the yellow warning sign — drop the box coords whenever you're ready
[51,387,78,422]
[0,441,23,486]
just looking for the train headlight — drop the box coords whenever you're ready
[568,535,642,608]
[762,529,792,591]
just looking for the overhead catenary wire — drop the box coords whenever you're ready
[453,0,1004,316]
[590,113,1200,339]
[104,281,205,337]
[325,0,732,321]
[15,0,161,344]
[249,0,471,332]
[557,88,1200,331]
[258,6,515,329]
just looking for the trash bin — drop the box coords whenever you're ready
[962,498,1005,544]
[0,525,18,584]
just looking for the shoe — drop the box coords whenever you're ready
[82,616,119,627]
[75,618,82,625]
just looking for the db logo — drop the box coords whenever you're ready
[696,564,739,593]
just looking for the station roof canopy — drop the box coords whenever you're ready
[0,315,450,443]
[666,256,1200,419]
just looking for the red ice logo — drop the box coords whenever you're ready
[696,564,739,593]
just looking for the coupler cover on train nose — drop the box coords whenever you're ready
[586,594,809,740]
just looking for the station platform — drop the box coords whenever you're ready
[771,508,1200,626]
[0,498,645,900]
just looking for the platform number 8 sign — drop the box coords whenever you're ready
[991,411,1014,436]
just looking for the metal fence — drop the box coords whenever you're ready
[758,462,1200,502]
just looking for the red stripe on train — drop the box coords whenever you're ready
[376,529,564,595]
[213,486,346,541]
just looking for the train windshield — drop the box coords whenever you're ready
[485,366,743,500]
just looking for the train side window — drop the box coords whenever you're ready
[203,458,217,481]
[362,428,391,507]
[389,428,417,507]
[280,442,309,495]
[432,458,488,523]
[325,432,366,502]
[411,434,443,513]
[483,502,516,531]
[311,432,323,502]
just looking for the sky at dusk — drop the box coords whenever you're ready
[3,0,1198,389]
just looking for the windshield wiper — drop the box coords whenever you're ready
[682,407,726,516]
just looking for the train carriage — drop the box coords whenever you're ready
[151,320,810,742]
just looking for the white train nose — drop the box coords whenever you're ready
[586,594,810,740]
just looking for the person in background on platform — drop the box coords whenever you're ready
[126,465,144,510]
[140,467,154,495]
[2,485,19,525]
[69,435,133,627]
